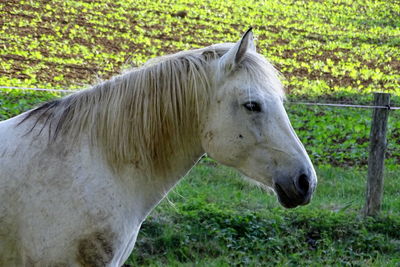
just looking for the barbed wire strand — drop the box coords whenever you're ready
[0,86,76,93]
[286,102,400,110]
[1,86,399,110]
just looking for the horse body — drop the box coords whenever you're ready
[0,29,317,266]
[0,114,203,266]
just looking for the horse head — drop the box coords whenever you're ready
[201,29,317,208]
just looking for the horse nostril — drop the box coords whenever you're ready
[297,173,310,196]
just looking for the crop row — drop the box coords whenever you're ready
[1,0,399,97]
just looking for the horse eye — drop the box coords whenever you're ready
[243,101,262,112]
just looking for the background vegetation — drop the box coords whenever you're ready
[1,0,399,265]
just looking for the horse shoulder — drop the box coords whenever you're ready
[76,227,117,267]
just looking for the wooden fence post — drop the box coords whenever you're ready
[363,92,391,216]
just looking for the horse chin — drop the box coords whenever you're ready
[274,183,310,209]
[277,198,301,209]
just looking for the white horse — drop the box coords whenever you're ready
[0,29,316,266]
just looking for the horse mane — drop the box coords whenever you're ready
[20,43,284,175]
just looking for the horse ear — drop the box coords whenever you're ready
[220,27,256,73]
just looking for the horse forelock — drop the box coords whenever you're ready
[20,44,284,176]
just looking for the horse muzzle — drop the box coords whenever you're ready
[273,170,316,209]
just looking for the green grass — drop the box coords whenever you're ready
[158,161,400,216]
[287,103,400,167]
[126,162,400,266]
[0,89,60,120]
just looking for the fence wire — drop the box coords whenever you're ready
[0,86,76,93]
[1,86,399,110]
[286,102,400,110]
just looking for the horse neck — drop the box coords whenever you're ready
[118,134,205,223]
[87,60,212,176]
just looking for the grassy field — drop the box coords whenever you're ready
[1,0,400,265]
[1,0,399,95]
[125,162,400,266]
